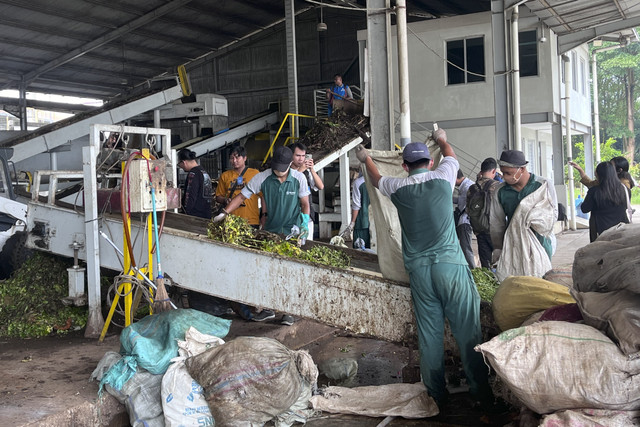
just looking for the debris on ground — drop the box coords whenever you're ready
[207,215,350,268]
[299,109,370,156]
[0,252,87,338]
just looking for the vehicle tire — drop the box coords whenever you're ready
[0,232,33,279]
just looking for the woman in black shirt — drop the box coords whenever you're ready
[580,161,629,242]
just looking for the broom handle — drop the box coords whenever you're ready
[99,231,177,309]
[151,188,163,277]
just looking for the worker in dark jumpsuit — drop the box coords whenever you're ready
[355,131,492,411]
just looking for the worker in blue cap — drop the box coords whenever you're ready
[355,131,494,413]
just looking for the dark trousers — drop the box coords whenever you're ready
[476,232,493,269]
[456,223,475,269]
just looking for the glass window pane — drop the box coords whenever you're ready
[447,40,465,85]
[519,30,538,77]
[466,37,485,82]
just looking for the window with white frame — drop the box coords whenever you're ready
[446,37,485,85]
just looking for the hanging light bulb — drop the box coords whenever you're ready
[317,1,327,32]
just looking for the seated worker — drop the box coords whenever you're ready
[326,73,353,116]
[290,142,324,240]
[213,146,310,326]
[215,145,261,228]
[178,148,213,219]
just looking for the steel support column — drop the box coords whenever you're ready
[82,144,104,338]
[284,0,299,137]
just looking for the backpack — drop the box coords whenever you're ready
[466,180,493,234]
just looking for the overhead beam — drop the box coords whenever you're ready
[0,36,171,74]
[0,16,198,62]
[557,15,640,53]
[80,0,240,41]
[19,0,195,85]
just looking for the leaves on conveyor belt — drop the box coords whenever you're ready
[298,109,370,157]
[207,215,350,268]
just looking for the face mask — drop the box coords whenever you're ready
[512,168,523,184]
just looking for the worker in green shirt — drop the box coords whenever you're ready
[214,145,310,326]
[355,130,492,413]
[489,150,558,281]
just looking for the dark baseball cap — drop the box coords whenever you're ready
[498,150,528,168]
[403,142,431,163]
[272,146,293,172]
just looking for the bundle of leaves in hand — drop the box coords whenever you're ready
[0,253,88,338]
[471,267,500,302]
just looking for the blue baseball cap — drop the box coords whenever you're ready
[403,142,431,163]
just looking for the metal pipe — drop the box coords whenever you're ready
[510,6,522,150]
[591,51,600,163]
[563,54,576,231]
[396,0,411,147]
[99,230,177,309]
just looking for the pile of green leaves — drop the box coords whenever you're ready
[0,253,88,338]
[207,215,350,269]
[471,267,500,302]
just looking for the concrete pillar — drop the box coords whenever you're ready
[366,0,392,150]
[492,0,510,154]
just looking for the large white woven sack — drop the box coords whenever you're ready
[475,321,640,414]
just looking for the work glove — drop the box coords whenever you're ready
[213,210,227,223]
[299,213,310,243]
[355,144,370,163]
[339,222,355,240]
[432,128,447,143]
[491,249,502,265]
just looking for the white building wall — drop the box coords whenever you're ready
[559,44,592,133]
[358,9,592,181]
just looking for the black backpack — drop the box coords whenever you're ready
[466,180,493,234]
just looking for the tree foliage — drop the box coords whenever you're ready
[570,137,622,184]
[593,39,640,163]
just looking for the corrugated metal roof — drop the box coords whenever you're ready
[524,0,640,52]
[0,0,637,105]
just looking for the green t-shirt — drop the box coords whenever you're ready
[242,169,310,234]
[378,157,466,271]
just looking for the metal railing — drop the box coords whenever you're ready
[261,112,317,166]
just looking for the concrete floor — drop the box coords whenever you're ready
[0,225,594,427]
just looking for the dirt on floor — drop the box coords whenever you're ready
[0,310,517,427]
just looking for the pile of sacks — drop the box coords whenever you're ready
[476,223,640,425]
[91,309,318,427]
[91,308,439,426]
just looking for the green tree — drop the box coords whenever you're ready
[569,137,622,183]
[594,39,640,165]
